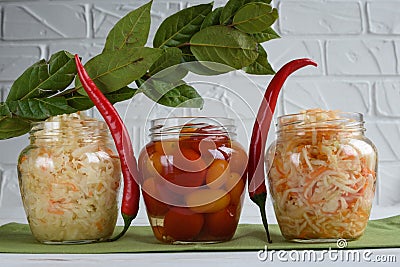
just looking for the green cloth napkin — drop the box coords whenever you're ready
[0,215,399,254]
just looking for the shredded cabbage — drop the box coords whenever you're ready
[18,113,121,243]
[267,109,377,240]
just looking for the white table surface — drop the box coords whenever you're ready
[0,249,399,267]
[1,204,399,267]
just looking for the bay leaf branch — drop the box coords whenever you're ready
[8,97,77,120]
[6,51,76,102]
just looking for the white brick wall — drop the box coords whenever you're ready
[1,0,400,225]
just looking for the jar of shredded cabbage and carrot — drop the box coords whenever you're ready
[17,113,121,244]
[266,109,377,242]
[138,117,247,244]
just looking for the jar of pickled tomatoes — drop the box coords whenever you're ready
[266,109,377,242]
[138,117,248,243]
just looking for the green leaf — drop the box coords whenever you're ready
[103,1,152,52]
[138,79,203,108]
[75,47,162,94]
[190,25,259,70]
[158,83,203,108]
[7,97,77,120]
[250,27,280,43]
[67,87,138,110]
[220,0,272,25]
[181,46,197,63]
[0,116,31,140]
[232,3,278,34]
[243,45,275,75]
[149,47,183,76]
[6,51,76,102]
[0,102,12,117]
[148,48,189,83]
[201,7,223,29]
[184,61,232,76]
[153,3,213,48]
[66,95,94,111]
[106,87,138,104]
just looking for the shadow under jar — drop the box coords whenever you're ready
[266,109,377,242]
[17,113,121,244]
[138,117,248,244]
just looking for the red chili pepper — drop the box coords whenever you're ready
[74,55,140,241]
[248,58,317,243]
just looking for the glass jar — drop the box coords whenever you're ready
[17,113,121,244]
[138,117,247,244]
[266,109,377,242]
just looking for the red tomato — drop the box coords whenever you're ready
[166,168,206,188]
[179,124,198,150]
[228,141,248,175]
[140,152,163,179]
[164,147,207,188]
[225,172,245,205]
[163,207,204,241]
[138,142,168,185]
[189,126,231,154]
[186,188,231,213]
[172,147,202,170]
[190,133,231,168]
[141,178,170,216]
[204,205,239,238]
[138,144,155,182]
[143,191,169,217]
[154,140,179,155]
[206,159,230,189]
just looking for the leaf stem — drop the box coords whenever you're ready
[176,42,191,48]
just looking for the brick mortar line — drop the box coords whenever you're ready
[362,0,371,35]
[0,6,3,41]
[358,0,367,35]
[2,37,400,44]
[85,3,92,39]
[0,0,229,7]
[0,40,106,44]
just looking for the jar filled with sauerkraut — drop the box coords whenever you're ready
[17,113,121,244]
[266,109,377,242]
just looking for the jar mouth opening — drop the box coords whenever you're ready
[277,110,365,133]
[32,119,106,129]
[30,119,110,142]
[150,116,236,138]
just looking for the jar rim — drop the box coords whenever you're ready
[30,118,108,133]
[29,118,110,143]
[151,116,235,124]
[149,116,236,138]
[277,110,365,133]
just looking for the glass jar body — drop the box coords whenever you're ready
[266,110,377,242]
[17,115,121,244]
[138,117,247,244]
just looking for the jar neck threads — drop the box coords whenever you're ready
[277,110,365,136]
[149,117,237,141]
[29,120,111,145]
